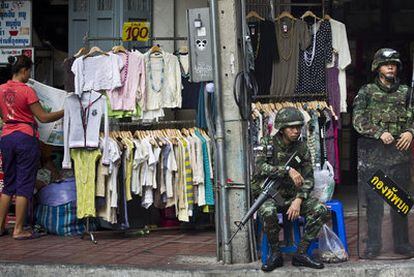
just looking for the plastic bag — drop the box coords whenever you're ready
[36,177,77,207]
[311,161,335,203]
[318,224,348,263]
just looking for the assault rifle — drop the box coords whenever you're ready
[227,151,298,244]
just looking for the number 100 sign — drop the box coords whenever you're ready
[122,22,150,42]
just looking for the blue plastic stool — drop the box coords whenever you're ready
[259,199,349,262]
[259,213,302,265]
[307,199,349,255]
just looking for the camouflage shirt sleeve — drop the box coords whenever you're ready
[295,146,314,200]
[352,86,384,139]
[255,136,289,178]
[403,86,414,136]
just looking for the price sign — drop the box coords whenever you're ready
[122,22,150,42]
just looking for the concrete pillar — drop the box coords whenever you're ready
[216,0,251,264]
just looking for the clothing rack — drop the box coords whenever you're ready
[252,93,327,101]
[115,120,196,130]
[83,36,187,42]
[246,0,326,20]
[81,217,97,244]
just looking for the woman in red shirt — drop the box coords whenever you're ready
[0,55,64,240]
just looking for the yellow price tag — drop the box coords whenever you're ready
[122,22,150,42]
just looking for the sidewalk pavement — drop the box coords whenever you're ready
[1,213,413,276]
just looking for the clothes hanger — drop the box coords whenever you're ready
[112,45,127,54]
[181,128,190,137]
[83,46,109,59]
[300,10,321,20]
[149,44,162,54]
[201,129,208,137]
[189,128,195,136]
[324,14,332,20]
[74,47,88,58]
[178,46,189,54]
[275,103,283,111]
[246,11,265,21]
[275,11,296,21]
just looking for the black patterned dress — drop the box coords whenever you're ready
[295,20,333,94]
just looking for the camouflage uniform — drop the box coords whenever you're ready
[252,133,328,254]
[353,48,414,252]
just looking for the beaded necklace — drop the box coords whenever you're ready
[148,53,165,93]
[303,19,318,67]
[120,52,129,84]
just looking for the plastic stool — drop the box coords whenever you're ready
[259,213,302,265]
[307,199,348,255]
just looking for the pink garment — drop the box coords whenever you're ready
[108,52,146,111]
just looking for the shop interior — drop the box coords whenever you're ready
[247,0,414,207]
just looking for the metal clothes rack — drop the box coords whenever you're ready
[76,1,198,245]
[81,119,198,244]
[248,0,328,104]
[82,217,97,244]
[246,0,327,22]
[252,93,327,102]
[84,36,187,42]
[116,119,196,128]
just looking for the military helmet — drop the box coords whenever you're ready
[371,48,402,72]
[274,107,304,132]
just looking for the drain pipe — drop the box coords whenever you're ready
[210,0,232,264]
[239,0,257,262]
[204,82,222,262]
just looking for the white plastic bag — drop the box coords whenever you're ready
[311,161,335,203]
[318,224,348,263]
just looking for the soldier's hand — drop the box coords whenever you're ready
[287,198,302,221]
[380,132,394,144]
[288,168,304,187]
[396,132,413,151]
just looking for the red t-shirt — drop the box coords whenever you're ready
[0,80,39,138]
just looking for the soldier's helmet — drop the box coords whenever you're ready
[371,48,402,72]
[274,107,304,132]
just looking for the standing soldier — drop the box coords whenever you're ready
[252,107,328,271]
[353,48,414,258]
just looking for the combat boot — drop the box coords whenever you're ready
[292,253,324,269]
[291,240,324,269]
[261,253,284,272]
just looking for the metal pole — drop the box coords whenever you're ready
[173,0,177,51]
[239,0,257,262]
[210,0,232,264]
[204,83,222,262]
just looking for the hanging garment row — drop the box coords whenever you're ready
[63,45,200,122]
[251,100,340,184]
[72,127,214,227]
[247,10,351,115]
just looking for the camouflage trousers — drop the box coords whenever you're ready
[258,197,328,253]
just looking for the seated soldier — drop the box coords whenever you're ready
[252,107,328,271]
